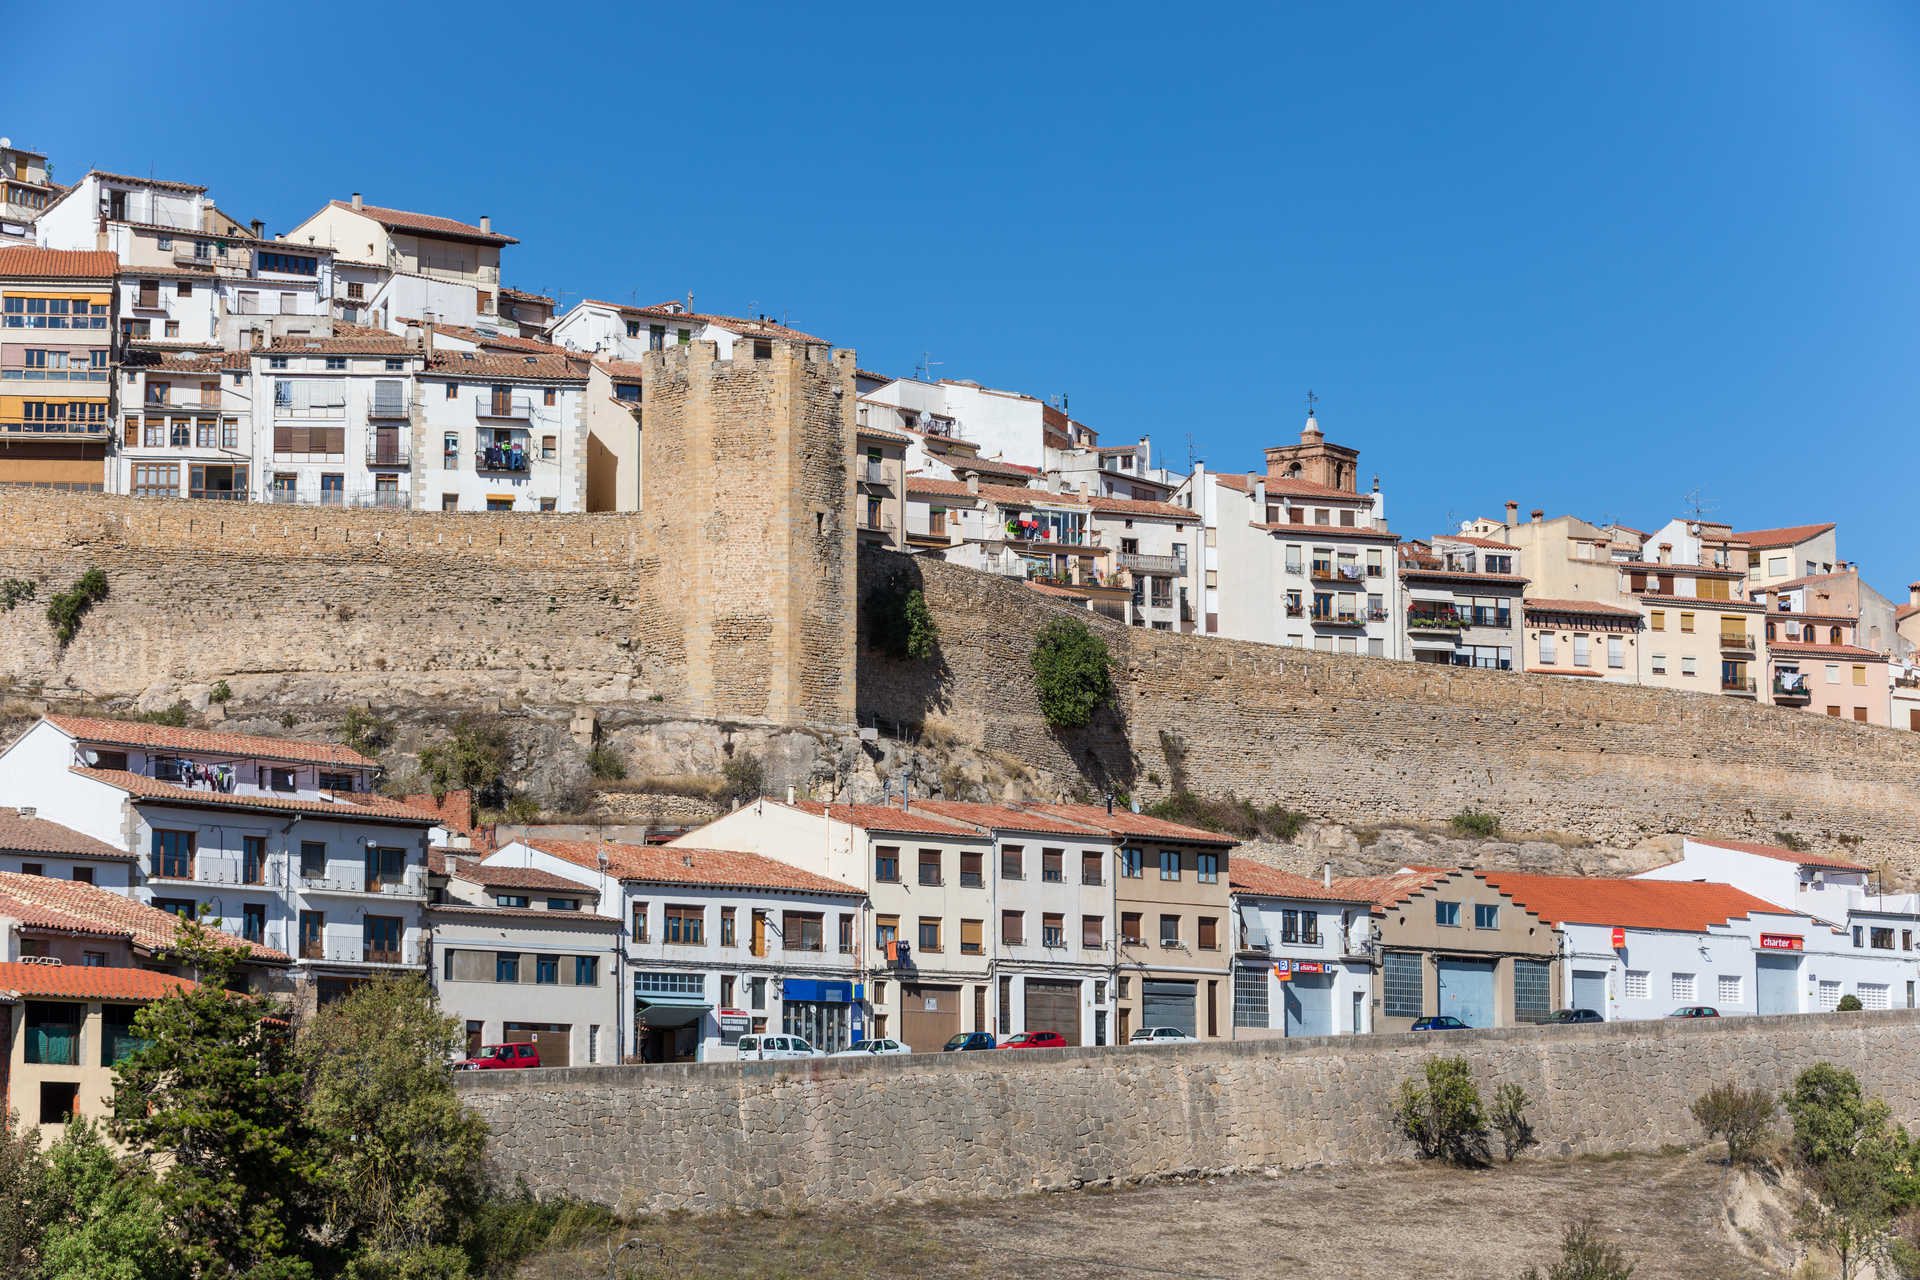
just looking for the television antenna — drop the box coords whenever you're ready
[1683,487,1718,520]
[914,351,942,381]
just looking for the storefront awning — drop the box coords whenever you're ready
[636,1000,710,1029]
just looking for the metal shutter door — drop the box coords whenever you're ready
[900,984,961,1051]
[1436,958,1496,1028]
[1282,974,1334,1038]
[1757,955,1800,1015]
[1570,969,1607,1018]
[1140,979,1197,1036]
[1023,979,1081,1046]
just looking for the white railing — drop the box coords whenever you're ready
[298,868,427,897]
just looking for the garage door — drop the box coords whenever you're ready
[1757,955,1800,1015]
[901,984,961,1051]
[504,1022,571,1068]
[1436,958,1496,1029]
[1024,978,1082,1046]
[1141,979,1197,1036]
[1571,970,1607,1018]
[1283,973,1334,1038]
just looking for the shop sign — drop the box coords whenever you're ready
[1760,933,1804,952]
[1291,960,1327,974]
[1610,927,1625,949]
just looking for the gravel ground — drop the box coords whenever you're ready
[520,1149,1773,1279]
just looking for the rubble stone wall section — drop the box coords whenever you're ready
[460,1009,1920,1214]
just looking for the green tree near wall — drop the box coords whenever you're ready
[1030,617,1113,729]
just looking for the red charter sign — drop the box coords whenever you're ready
[1759,933,1804,951]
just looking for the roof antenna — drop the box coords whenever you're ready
[915,351,942,381]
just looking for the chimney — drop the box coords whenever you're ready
[1909,582,1920,607]
[1530,508,1544,523]
[250,329,264,351]
[786,785,795,804]
[1079,480,1092,497]
[965,474,979,495]
[480,215,491,234]
[1323,861,1331,888]
[249,218,264,239]
[350,192,363,211]
[1658,542,1672,565]
[421,323,433,358]
[1505,500,1518,526]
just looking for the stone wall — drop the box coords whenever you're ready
[460,1009,1920,1214]
[860,551,1920,876]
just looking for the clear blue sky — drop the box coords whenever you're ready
[12,3,1919,592]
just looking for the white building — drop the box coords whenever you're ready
[853,373,1096,471]
[0,716,440,1007]
[285,194,516,329]
[1228,864,1376,1038]
[37,171,209,251]
[478,837,869,1062]
[551,298,824,363]
[114,347,254,501]
[416,349,587,512]
[254,326,424,508]
[0,805,138,890]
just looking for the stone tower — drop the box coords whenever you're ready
[641,337,857,726]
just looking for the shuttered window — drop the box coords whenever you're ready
[1513,959,1551,1024]
[960,919,983,955]
[1383,951,1423,1019]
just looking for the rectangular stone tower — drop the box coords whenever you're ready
[640,337,857,726]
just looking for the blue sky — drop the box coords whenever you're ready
[12,3,1919,591]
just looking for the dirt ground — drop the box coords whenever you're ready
[518,1149,1783,1279]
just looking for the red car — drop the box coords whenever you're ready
[998,1031,1068,1049]
[455,1042,540,1070]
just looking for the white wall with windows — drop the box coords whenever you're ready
[1231,892,1374,1037]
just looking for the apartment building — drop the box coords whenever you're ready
[1522,598,1643,681]
[0,139,53,244]
[906,476,1124,604]
[1020,804,1235,1042]
[498,287,555,339]
[1766,641,1890,724]
[1739,522,1839,589]
[1463,505,1619,602]
[114,347,253,500]
[0,716,440,1008]
[1046,436,1184,504]
[552,299,823,361]
[0,806,137,888]
[418,350,588,512]
[855,424,909,550]
[36,171,208,251]
[1398,535,1527,669]
[1625,558,1766,699]
[254,325,424,508]
[673,799,996,1051]
[484,836,870,1061]
[0,868,287,977]
[0,247,115,492]
[1229,863,1376,1038]
[287,194,516,328]
[427,857,623,1067]
[1756,568,1906,659]
[584,357,643,512]
[850,372,1094,471]
[1179,413,1401,653]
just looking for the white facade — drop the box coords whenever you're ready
[113,349,253,501]
[415,354,587,512]
[254,341,423,508]
[1231,890,1375,1037]
[37,172,209,248]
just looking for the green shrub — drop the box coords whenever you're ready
[1690,1082,1778,1166]
[419,715,512,807]
[869,582,939,661]
[1144,790,1308,843]
[207,679,232,705]
[45,569,107,647]
[1835,994,1863,1012]
[1774,830,1810,853]
[341,706,394,758]
[722,751,765,805]
[1492,1082,1538,1162]
[1520,1216,1637,1280]
[0,578,35,612]
[1030,616,1113,728]
[1393,1055,1490,1165]
[585,743,626,781]
[1450,807,1502,838]
[135,701,189,728]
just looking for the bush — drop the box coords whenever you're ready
[1774,830,1810,853]
[45,568,107,647]
[1144,791,1309,843]
[870,581,939,661]
[1492,1082,1538,1162]
[1030,616,1113,728]
[585,743,626,781]
[207,680,232,705]
[135,700,190,728]
[419,715,512,807]
[1393,1056,1490,1166]
[722,751,764,805]
[0,578,35,612]
[1837,994,1864,1012]
[1690,1082,1777,1166]
[1519,1216,1637,1280]
[342,706,395,758]
[1450,807,1502,838]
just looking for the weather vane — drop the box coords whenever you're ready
[1306,389,1318,417]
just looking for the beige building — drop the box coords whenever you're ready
[286,194,516,325]
[1629,565,1766,699]
[1738,522,1838,589]
[1523,597,1643,682]
[1464,506,1618,602]
[855,423,908,550]
[584,358,643,511]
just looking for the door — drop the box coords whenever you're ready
[1351,990,1365,1033]
[375,424,399,465]
[1571,969,1608,1017]
[900,984,961,1052]
[1117,1006,1131,1042]
[1283,974,1335,1038]
[1757,955,1800,1015]
[1141,979,1197,1036]
[1023,979,1082,1046]
[1436,958,1497,1029]
[505,1023,571,1068]
[751,911,768,957]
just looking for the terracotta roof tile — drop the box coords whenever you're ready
[1476,872,1797,931]
[0,871,288,962]
[1763,571,1854,593]
[262,324,418,356]
[1400,567,1529,585]
[0,248,118,280]
[856,424,914,444]
[1328,868,1455,911]
[452,863,598,896]
[422,322,569,355]
[1691,838,1870,872]
[47,716,374,767]
[0,893,132,937]
[92,171,207,193]
[1015,803,1236,846]
[427,903,622,924]
[1433,534,1520,551]
[777,800,985,838]
[0,961,198,1002]
[1229,863,1376,902]
[424,351,585,382]
[499,287,553,305]
[909,800,1108,836]
[328,200,517,244]
[524,840,863,896]
[1523,597,1643,618]
[75,769,441,827]
[1766,641,1885,659]
[591,358,649,379]
[1734,523,1836,550]
[1629,593,1765,609]
[0,808,132,860]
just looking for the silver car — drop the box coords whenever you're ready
[1128,1026,1198,1045]
[829,1038,912,1057]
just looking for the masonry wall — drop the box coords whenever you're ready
[460,1008,1920,1213]
[861,551,1920,876]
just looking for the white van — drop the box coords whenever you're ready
[735,1034,820,1061]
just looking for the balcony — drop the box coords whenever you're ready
[476,393,537,420]
[1118,552,1184,576]
[1773,677,1812,705]
[1469,607,1512,628]
[300,940,422,967]
[298,868,427,897]
[1285,561,1304,576]
[859,512,897,537]
[1285,601,1306,617]
[1719,633,1756,654]
[369,397,409,421]
[1721,676,1758,697]
[1,367,109,385]
[1311,610,1364,627]
[367,430,411,467]
[474,443,531,473]
[860,459,898,487]
[0,417,109,440]
[1406,608,1467,632]
[1311,564,1365,585]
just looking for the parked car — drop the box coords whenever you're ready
[1128,1026,1198,1045]
[735,1034,820,1060]
[1538,1009,1604,1025]
[454,1042,540,1070]
[1409,1016,1470,1031]
[999,1030,1068,1050]
[943,1031,997,1052]
[1666,1006,1721,1019]
[830,1038,912,1057]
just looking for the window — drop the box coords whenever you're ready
[1197,916,1218,950]
[1383,952,1423,1019]
[874,847,899,882]
[1196,852,1219,883]
[961,918,984,954]
[536,955,559,984]
[299,911,324,959]
[838,913,854,953]
[1042,914,1064,947]
[71,868,92,885]
[664,905,703,944]
[1159,914,1181,946]
[541,435,556,460]
[960,850,983,887]
[1651,653,1667,676]
[630,903,648,942]
[241,836,267,885]
[917,917,941,952]
[543,388,557,407]
[298,841,326,879]
[1819,980,1842,1012]
[1082,915,1103,948]
[1473,903,1498,929]
[1572,635,1590,667]
[783,912,824,951]
[1606,636,1623,669]
[1624,970,1649,1001]
[1235,961,1271,1028]
[151,829,194,879]
[25,1001,80,1065]
[1512,959,1551,1023]
[1853,665,1868,687]
[1002,910,1023,945]
[1042,849,1063,882]
[364,916,401,962]
[39,1082,78,1127]
[257,251,318,275]
[242,903,266,943]
[1121,912,1142,944]
[918,848,942,885]
[1859,982,1890,1011]
[749,976,767,1010]
[1538,634,1555,664]
[1435,900,1460,927]
[1159,850,1180,881]
[496,953,520,982]
[1671,972,1696,1002]
[1081,851,1103,885]
[101,1004,148,1066]
[1680,656,1698,677]
[1717,974,1742,1005]
[1680,612,1695,633]
[1872,927,1895,950]
[1119,847,1142,878]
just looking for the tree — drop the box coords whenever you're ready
[112,921,318,1279]
[1519,1217,1636,1280]
[417,715,511,808]
[0,1109,51,1278]
[1787,1063,1893,1170]
[1784,1063,1914,1280]
[1795,1153,1900,1280]
[1030,616,1114,729]
[35,1120,182,1280]
[1392,1056,1490,1166]
[870,581,938,661]
[299,976,489,1273]
[1690,1082,1778,1166]
[1491,1083,1538,1162]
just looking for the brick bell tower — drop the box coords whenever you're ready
[1262,394,1361,494]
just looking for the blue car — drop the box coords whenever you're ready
[1410,1015,1470,1031]
[943,1031,996,1051]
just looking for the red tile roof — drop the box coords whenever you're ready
[1523,597,1642,618]
[1734,523,1836,550]
[0,808,131,860]
[1434,534,1520,551]
[0,248,118,280]
[427,903,622,924]
[263,325,418,356]
[1230,862,1376,902]
[1328,868,1455,912]
[1898,604,1920,623]
[0,961,198,1002]
[424,351,585,381]
[451,863,597,896]
[422,322,570,355]
[909,800,1108,836]
[1262,476,1376,501]
[327,200,517,244]
[0,871,289,962]
[1690,837,1870,872]
[1026,581,1092,601]
[1475,872,1795,932]
[1767,641,1885,659]
[0,893,131,938]
[92,171,207,193]
[1399,567,1529,585]
[1015,803,1237,846]
[523,840,862,896]
[1764,571,1853,593]
[778,800,985,838]
[500,287,554,304]
[939,456,1038,481]
[1525,667,1608,677]
[1629,594,1765,609]
[46,716,375,767]
[855,368,894,383]
[592,358,649,379]
[74,769,441,827]
[856,424,914,445]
